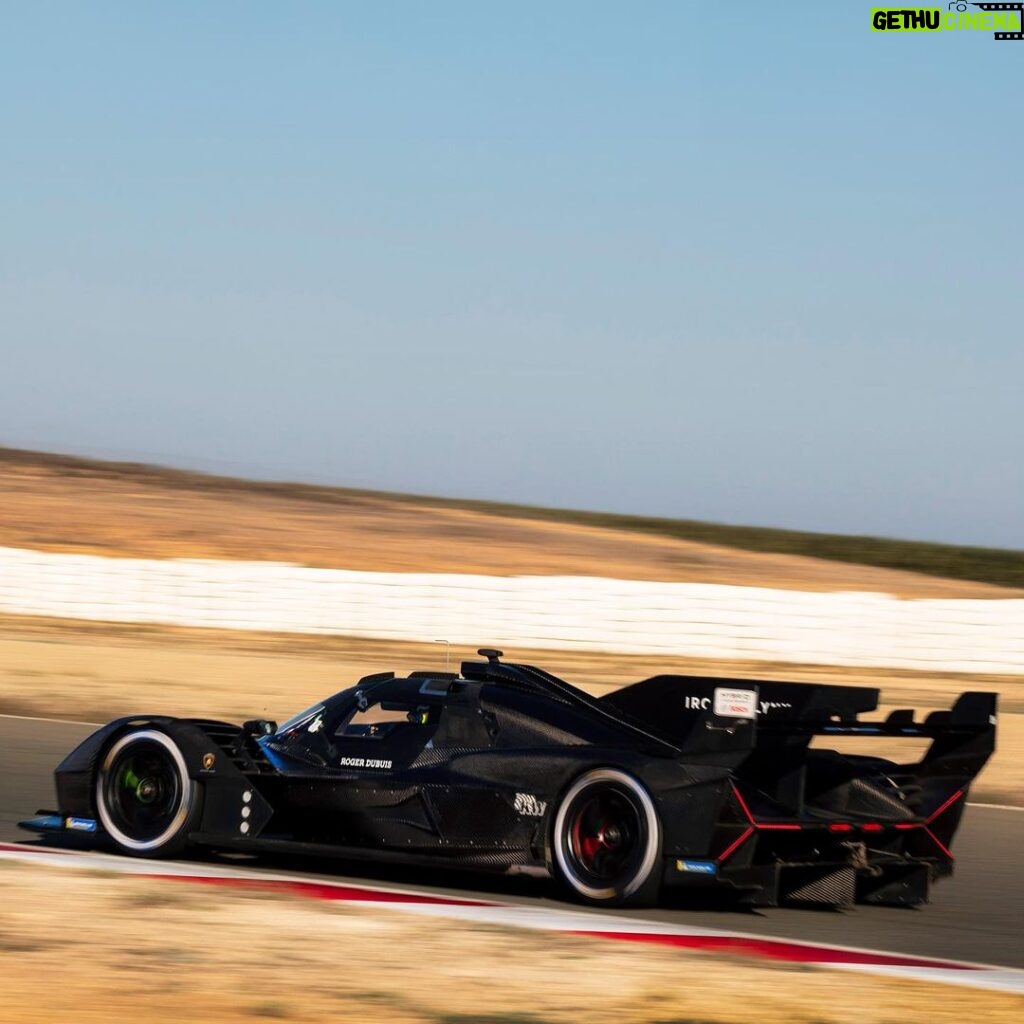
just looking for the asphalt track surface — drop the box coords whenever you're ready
[3,715,1021,970]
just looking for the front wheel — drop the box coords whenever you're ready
[551,768,662,906]
[95,729,200,857]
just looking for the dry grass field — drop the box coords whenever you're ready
[3,860,1021,1024]
[2,448,1019,596]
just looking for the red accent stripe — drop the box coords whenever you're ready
[927,789,964,825]
[730,784,756,825]
[729,784,802,831]
[573,931,978,969]
[0,842,77,856]
[716,826,755,863]
[923,826,955,861]
[153,873,491,907]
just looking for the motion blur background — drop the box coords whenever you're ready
[1,0,1020,772]
[1,6,1022,1021]
[1,3,1021,545]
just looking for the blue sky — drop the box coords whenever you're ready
[1,3,1021,547]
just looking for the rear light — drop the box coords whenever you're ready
[861,823,884,833]
[828,823,853,833]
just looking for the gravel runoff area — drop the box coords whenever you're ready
[3,860,1023,1024]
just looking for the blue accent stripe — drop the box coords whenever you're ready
[18,814,65,832]
[256,736,291,772]
[823,725,882,733]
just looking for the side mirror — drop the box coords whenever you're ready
[243,719,277,736]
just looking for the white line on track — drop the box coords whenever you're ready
[0,712,102,727]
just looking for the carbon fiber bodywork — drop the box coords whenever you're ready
[34,652,997,907]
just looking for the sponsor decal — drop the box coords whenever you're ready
[64,817,98,833]
[513,793,548,818]
[713,688,757,720]
[338,757,393,770]
[759,700,793,715]
[683,696,712,711]
[201,752,216,770]
[676,859,717,875]
[684,694,794,717]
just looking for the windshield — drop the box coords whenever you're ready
[275,703,326,736]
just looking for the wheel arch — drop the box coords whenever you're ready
[547,763,664,905]
[56,716,237,821]
[94,727,203,854]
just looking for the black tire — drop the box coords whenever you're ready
[95,729,201,858]
[551,768,662,907]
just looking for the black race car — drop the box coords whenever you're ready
[22,649,996,907]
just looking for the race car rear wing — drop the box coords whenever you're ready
[600,674,997,774]
[602,674,996,832]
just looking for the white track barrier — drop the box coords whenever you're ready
[1,546,1022,674]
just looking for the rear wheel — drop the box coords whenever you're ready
[95,729,199,857]
[551,768,662,906]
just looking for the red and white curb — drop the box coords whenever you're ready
[2,842,1022,995]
